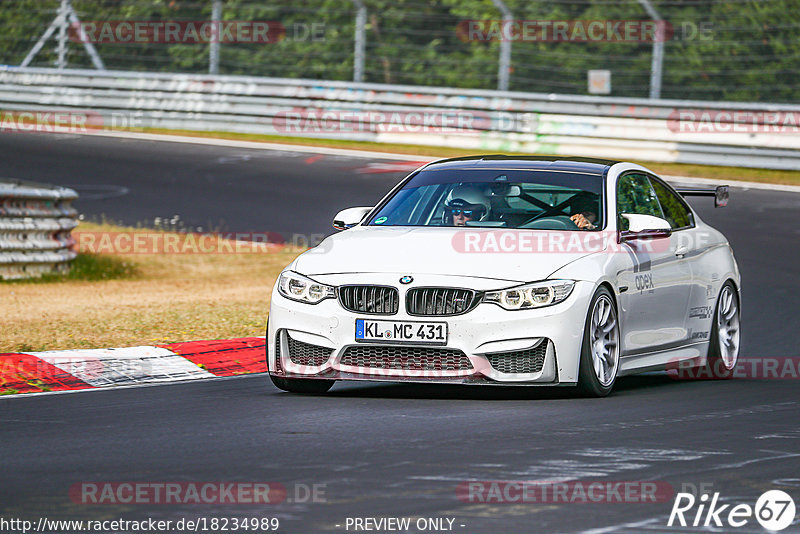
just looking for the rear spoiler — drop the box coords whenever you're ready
[675,185,729,208]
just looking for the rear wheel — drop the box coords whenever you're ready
[701,282,740,379]
[270,375,335,394]
[577,287,620,397]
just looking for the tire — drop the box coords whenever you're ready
[269,375,335,394]
[700,281,740,379]
[577,286,621,397]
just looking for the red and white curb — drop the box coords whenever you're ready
[0,338,266,396]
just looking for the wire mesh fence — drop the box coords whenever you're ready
[0,0,798,103]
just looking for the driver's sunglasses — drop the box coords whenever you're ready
[449,208,479,217]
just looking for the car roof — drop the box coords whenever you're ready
[422,155,618,175]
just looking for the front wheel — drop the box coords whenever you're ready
[269,375,335,394]
[577,287,621,397]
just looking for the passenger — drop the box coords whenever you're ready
[570,196,599,230]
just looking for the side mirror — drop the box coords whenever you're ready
[333,207,372,230]
[619,213,672,242]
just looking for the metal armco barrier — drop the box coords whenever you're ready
[0,179,78,280]
[1,67,800,169]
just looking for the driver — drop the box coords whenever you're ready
[443,185,491,226]
[570,195,599,230]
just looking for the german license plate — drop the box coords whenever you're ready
[355,319,448,345]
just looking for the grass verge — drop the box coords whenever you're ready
[8,253,138,284]
[139,128,800,186]
[0,222,300,353]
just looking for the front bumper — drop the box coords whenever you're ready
[268,275,594,385]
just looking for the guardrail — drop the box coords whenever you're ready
[1,66,800,170]
[0,179,78,280]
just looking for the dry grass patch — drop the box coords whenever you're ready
[1,222,301,352]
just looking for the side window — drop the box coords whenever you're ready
[617,173,663,229]
[650,178,695,229]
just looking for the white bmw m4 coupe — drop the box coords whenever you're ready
[268,156,741,396]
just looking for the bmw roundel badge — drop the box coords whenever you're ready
[399,275,414,285]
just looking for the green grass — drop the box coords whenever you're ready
[139,128,800,186]
[61,253,138,281]
[3,253,139,284]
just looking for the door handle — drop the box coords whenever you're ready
[674,245,689,258]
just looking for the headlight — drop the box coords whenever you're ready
[277,271,335,304]
[484,280,575,310]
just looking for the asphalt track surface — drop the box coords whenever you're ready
[2,132,800,534]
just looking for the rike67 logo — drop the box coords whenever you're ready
[668,490,796,531]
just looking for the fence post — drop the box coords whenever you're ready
[209,0,222,75]
[637,0,664,99]
[352,0,367,83]
[56,0,69,69]
[491,0,512,91]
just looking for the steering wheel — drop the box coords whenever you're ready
[519,215,580,230]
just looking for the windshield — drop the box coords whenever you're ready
[367,168,605,230]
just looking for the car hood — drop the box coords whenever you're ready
[293,226,607,284]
